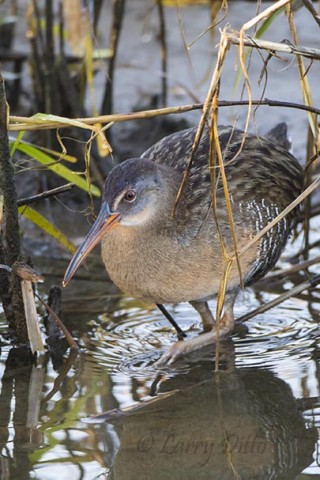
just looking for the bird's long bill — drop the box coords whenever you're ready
[62,202,121,287]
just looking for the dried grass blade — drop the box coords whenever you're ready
[21,279,45,353]
[211,116,243,286]
[35,292,79,350]
[238,274,320,323]
[226,33,320,61]
[287,4,318,136]
[173,27,230,214]
[238,0,291,145]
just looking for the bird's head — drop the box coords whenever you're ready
[63,158,179,286]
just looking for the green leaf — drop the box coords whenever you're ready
[255,7,285,38]
[19,206,76,253]
[233,6,286,92]
[10,138,77,163]
[32,112,93,130]
[10,130,26,156]
[32,144,77,163]
[15,142,101,197]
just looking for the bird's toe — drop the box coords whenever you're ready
[155,340,187,366]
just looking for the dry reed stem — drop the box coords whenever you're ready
[238,0,291,144]
[8,104,203,130]
[302,0,320,28]
[212,1,293,328]
[226,33,320,60]
[287,4,319,260]
[10,262,45,352]
[238,273,320,323]
[209,96,241,335]
[8,99,320,133]
[209,105,229,264]
[187,0,228,50]
[21,279,45,353]
[211,117,242,285]
[213,0,319,332]
[172,25,230,214]
[35,292,79,350]
[243,0,291,31]
[260,254,320,282]
[287,4,318,138]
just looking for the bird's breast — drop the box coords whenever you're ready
[100,224,258,304]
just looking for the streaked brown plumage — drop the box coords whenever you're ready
[63,124,303,364]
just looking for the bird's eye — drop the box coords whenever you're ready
[124,189,136,203]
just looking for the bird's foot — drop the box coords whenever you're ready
[155,340,190,366]
[155,329,218,366]
[155,310,235,366]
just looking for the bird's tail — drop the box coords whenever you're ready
[265,122,291,150]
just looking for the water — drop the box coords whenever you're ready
[0,232,320,479]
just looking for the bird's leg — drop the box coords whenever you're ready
[156,295,236,366]
[190,300,215,332]
[156,304,186,339]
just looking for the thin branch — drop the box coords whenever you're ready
[302,0,320,28]
[35,291,79,350]
[258,255,320,283]
[220,98,320,116]
[172,27,230,215]
[9,98,320,131]
[237,274,320,323]
[227,32,320,61]
[17,183,74,207]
